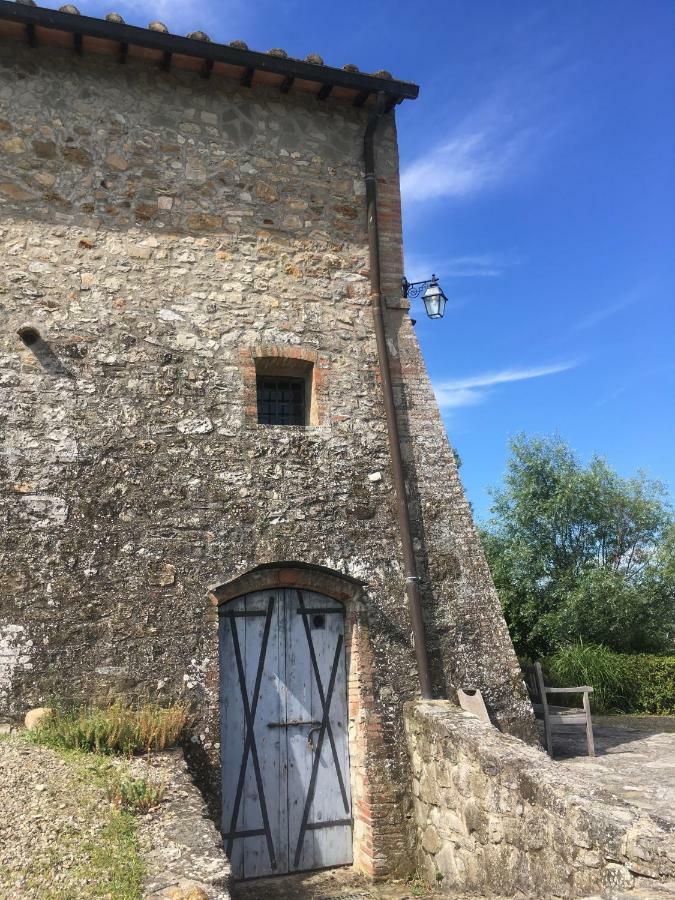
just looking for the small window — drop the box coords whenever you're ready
[253,355,316,427]
[257,375,307,426]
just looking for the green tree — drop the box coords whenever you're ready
[481,435,675,657]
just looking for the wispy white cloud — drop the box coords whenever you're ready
[574,289,643,330]
[404,251,519,283]
[112,0,243,34]
[400,58,565,208]
[443,254,519,278]
[434,361,576,409]
[401,119,533,205]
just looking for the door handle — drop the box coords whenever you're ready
[267,720,322,728]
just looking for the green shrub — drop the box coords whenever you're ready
[543,644,675,714]
[622,654,675,715]
[107,775,165,813]
[33,702,188,755]
[482,434,675,659]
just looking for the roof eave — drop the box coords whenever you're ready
[0,0,420,103]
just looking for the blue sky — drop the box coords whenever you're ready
[80,0,674,519]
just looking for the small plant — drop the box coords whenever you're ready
[405,872,433,897]
[32,702,189,755]
[137,703,189,754]
[107,775,165,813]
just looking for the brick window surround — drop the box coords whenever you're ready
[240,345,328,428]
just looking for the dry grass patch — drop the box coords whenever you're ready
[32,702,189,755]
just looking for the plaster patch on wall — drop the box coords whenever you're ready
[17,495,69,528]
[0,623,33,708]
[323,555,393,584]
[177,417,213,435]
[183,656,211,691]
[158,308,184,322]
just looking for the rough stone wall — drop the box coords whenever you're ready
[405,701,675,897]
[1,37,531,871]
[393,310,534,740]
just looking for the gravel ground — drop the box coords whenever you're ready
[0,732,138,898]
[0,732,231,900]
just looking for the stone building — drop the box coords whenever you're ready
[0,1,534,881]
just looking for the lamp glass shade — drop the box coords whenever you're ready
[422,280,446,319]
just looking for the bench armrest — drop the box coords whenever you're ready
[545,686,594,694]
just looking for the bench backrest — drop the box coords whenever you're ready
[521,661,547,707]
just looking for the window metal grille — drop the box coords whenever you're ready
[256,375,306,426]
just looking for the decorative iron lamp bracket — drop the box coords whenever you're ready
[401,273,448,319]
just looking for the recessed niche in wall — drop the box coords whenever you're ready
[255,356,316,426]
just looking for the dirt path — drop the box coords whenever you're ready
[232,868,454,899]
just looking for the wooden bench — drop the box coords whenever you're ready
[522,661,595,758]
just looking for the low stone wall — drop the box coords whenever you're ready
[134,749,231,899]
[404,701,675,898]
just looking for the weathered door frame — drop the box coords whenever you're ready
[209,562,384,877]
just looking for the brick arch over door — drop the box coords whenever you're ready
[210,561,365,607]
[209,563,389,877]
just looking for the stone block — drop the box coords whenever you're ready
[24,707,53,731]
[421,824,442,855]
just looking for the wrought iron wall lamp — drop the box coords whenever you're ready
[401,273,448,319]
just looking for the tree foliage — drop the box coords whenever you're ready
[481,435,675,657]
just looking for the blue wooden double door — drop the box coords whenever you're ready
[219,588,353,879]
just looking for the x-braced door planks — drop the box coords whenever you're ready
[219,588,352,879]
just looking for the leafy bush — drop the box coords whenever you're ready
[622,654,675,715]
[482,435,675,658]
[107,775,165,813]
[543,644,675,714]
[33,702,188,755]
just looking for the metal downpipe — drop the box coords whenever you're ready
[363,92,433,699]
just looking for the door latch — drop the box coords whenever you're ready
[307,725,321,749]
[267,720,321,729]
